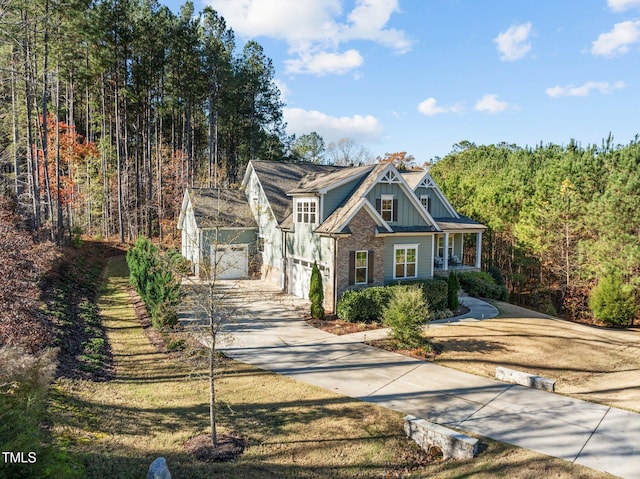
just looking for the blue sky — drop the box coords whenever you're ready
[161,0,640,162]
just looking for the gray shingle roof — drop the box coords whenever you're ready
[249,160,346,224]
[188,188,257,229]
[315,163,390,234]
[288,164,373,194]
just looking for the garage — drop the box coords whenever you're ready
[212,244,248,279]
[289,258,313,299]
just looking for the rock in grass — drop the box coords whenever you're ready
[147,457,171,479]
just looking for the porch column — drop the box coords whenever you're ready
[443,232,449,271]
[475,232,482,269]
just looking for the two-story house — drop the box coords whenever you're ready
[178,159,486,314]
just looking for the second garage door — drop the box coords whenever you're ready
[212,244,248,279]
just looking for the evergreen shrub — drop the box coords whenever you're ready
[447,271,460,310]
[126,237,182,329]
[383,285,430,348]
[397,278,448,312]
[309,262,325,320]
[589,274,637,327]
[458,271,507,300]
[336,287,393,323]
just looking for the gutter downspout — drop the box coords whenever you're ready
[331,233,338,315]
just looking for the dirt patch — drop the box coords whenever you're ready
[430,303,640,412]
[367,337,439,361]
[184,433,247,462]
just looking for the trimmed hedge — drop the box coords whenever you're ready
[458,271,508,301]
[336,278,448,323]
[336,287,393,323]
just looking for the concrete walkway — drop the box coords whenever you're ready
[181,280,640,479]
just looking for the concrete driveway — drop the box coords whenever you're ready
[180,279,640,479]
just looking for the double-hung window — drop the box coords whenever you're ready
[354,250,368,284]
[394,244,418,279]
[380,194,394,222]
[296,199,317,224]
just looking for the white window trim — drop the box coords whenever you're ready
[381,194,394,222]
[393,243,419,280]
[354,250,368,285]
[295,198,318,225]
[420,194,430,212]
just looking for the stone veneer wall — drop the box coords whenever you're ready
[335,208,385,302]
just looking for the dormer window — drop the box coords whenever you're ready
[420,194,431,213]
[295,198,317,224]
[377,194,397,222]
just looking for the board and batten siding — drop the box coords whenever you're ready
[366,183,430,227]
[322,178,362,221]
[287,223,333,267]
[414,186,454,218]
[383,235,434,282]
[245,169,283,271]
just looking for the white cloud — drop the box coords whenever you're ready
[208,0,412,76]
[546,81,625,98]
[607,0,640,12]
[474,94,510,113]
[592,20,640,56]
[285,49,364,76]
[494,22,533,61]
[283,107,384,143]
[417,97,463,116]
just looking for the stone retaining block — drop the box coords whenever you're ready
[496,366,555,392]
[404,415,479,460]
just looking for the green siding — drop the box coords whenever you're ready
[383,235,434,282]
[246,169,283,269]
[366,183,429,227]
[322,178,361,220]
[287,224,332,267]
[414,186,454,218]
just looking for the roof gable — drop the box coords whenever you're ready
[407,170,459,218]
[317,163,440,235]
[180,188,257,229]
[243,160,342,225]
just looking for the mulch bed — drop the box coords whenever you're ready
[128,286,168,353]
[184,433,247,462]
[306,304,470,337]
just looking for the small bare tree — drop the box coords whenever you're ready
[176,188,256,449]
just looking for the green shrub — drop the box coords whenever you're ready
[487,265,505,286]
[383,285,430,348]
[336,287,393,323]
[127,237,182,330]
[447,271,460,310]
[397,278,448,312]
[589,274,637,327]
[309,262,325,320]
[458,271,507,300]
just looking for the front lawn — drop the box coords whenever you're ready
[48,256,616,478]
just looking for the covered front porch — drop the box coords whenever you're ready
[433,231,483,274]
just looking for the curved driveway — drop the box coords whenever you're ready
[181,279,640,479]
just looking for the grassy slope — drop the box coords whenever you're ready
[49,255,615,479]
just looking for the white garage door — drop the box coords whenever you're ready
[290,259,312,299]
[212,244,248,280]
